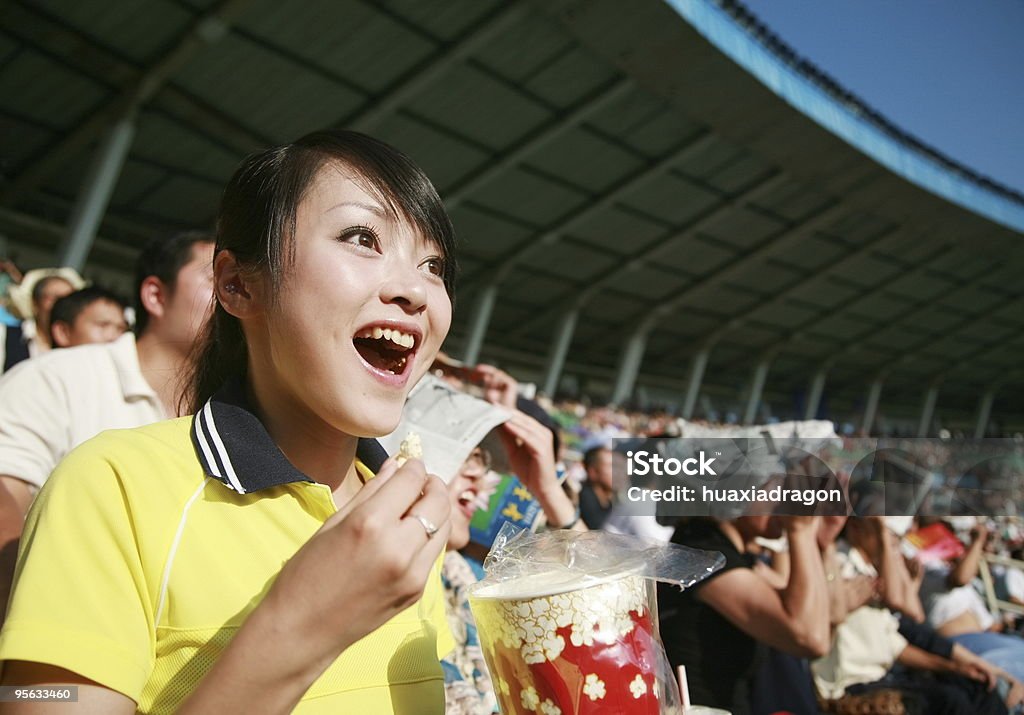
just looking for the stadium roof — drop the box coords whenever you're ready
[2,0,1022,430]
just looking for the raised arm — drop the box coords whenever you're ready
[873,519,925,622]
[948,524,988,588]
[497,410,583,531]
[697,517,830,658]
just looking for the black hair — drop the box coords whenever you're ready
[517,396,562,456]
[48,286,126,344]
[133,231,215,335]
[583,445,610,471]
[184,129,458,413]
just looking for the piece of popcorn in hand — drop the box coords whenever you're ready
[395,432,423,466]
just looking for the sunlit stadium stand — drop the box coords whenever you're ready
[1,0,1022,434]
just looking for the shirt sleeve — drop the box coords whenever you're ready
[0,435,156,702]
[0,359,70,487]
[897,613,953,658]
[1006,567,1024,601]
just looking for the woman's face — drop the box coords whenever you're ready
[250,162,452,439]
[447,448,493,551]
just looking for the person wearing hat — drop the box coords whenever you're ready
[0,267,85,372]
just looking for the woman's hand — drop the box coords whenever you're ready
[778,514,821,536]
[497,411,580,529]
[475,364,518,410]
[1006,677,1024,710]
[273,457,451,654]
[843,574,878,612]
[179,458,451,713]
[497,411,558,498]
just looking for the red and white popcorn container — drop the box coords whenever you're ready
[469,527,723,715]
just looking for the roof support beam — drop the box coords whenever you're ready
[903,297,1024,373]
[803,367,828,421]
[541,307,580,397]
[587,199,852,354]
[459,131,717,293]
[908,332,1024,420]
[611,323,652,406]
[681,346,711,420]
[2,1,271,161]
[861,376,884,435]
[461,283,499,364]
[647,225,903,368]
[57,111,137,270]
[710,242,957,374]
[974,390,995,439]
[444,78,633,212]
[456,132,716,352]
[636,200,850,322]
[742,353,774,425]
[2,0,251,207]
[508,171,787,339]
[346,5,527,132]
[0,207,140,264]
[916,384,940,437]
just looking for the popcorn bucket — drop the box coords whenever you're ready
[469,569,671,714]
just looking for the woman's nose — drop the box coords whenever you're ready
[380,266,428,314]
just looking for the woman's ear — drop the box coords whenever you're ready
[214,250,261,319]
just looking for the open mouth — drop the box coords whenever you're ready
[457,489,483,517]
[353,325,418,376]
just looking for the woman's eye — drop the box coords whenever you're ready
[340,227,379,250]
[421,258,445,276]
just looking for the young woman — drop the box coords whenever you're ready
[0,130,458,713]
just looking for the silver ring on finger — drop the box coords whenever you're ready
[412,513,439,539]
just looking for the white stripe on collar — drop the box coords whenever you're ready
[200,400,246,494]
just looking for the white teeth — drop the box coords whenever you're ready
[356,326,416,349]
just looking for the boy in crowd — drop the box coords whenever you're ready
[48,286,128,349]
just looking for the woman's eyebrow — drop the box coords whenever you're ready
[326,200,387,218]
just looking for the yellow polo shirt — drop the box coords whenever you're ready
[0,416,452,713]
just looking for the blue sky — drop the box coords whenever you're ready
[739,0,1024,195]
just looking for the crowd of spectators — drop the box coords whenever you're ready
[0,131,1022,715]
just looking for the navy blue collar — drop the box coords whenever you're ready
[190,378,389,494]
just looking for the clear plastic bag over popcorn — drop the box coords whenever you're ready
[468,525,724,715]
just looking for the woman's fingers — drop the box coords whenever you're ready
[501,412,550,457]
[323,468,448,602]
[475,363,518,409]
[396,474,452,582]
[349,461,451,554]
[327,456,403,524]
[399,474,451,546]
